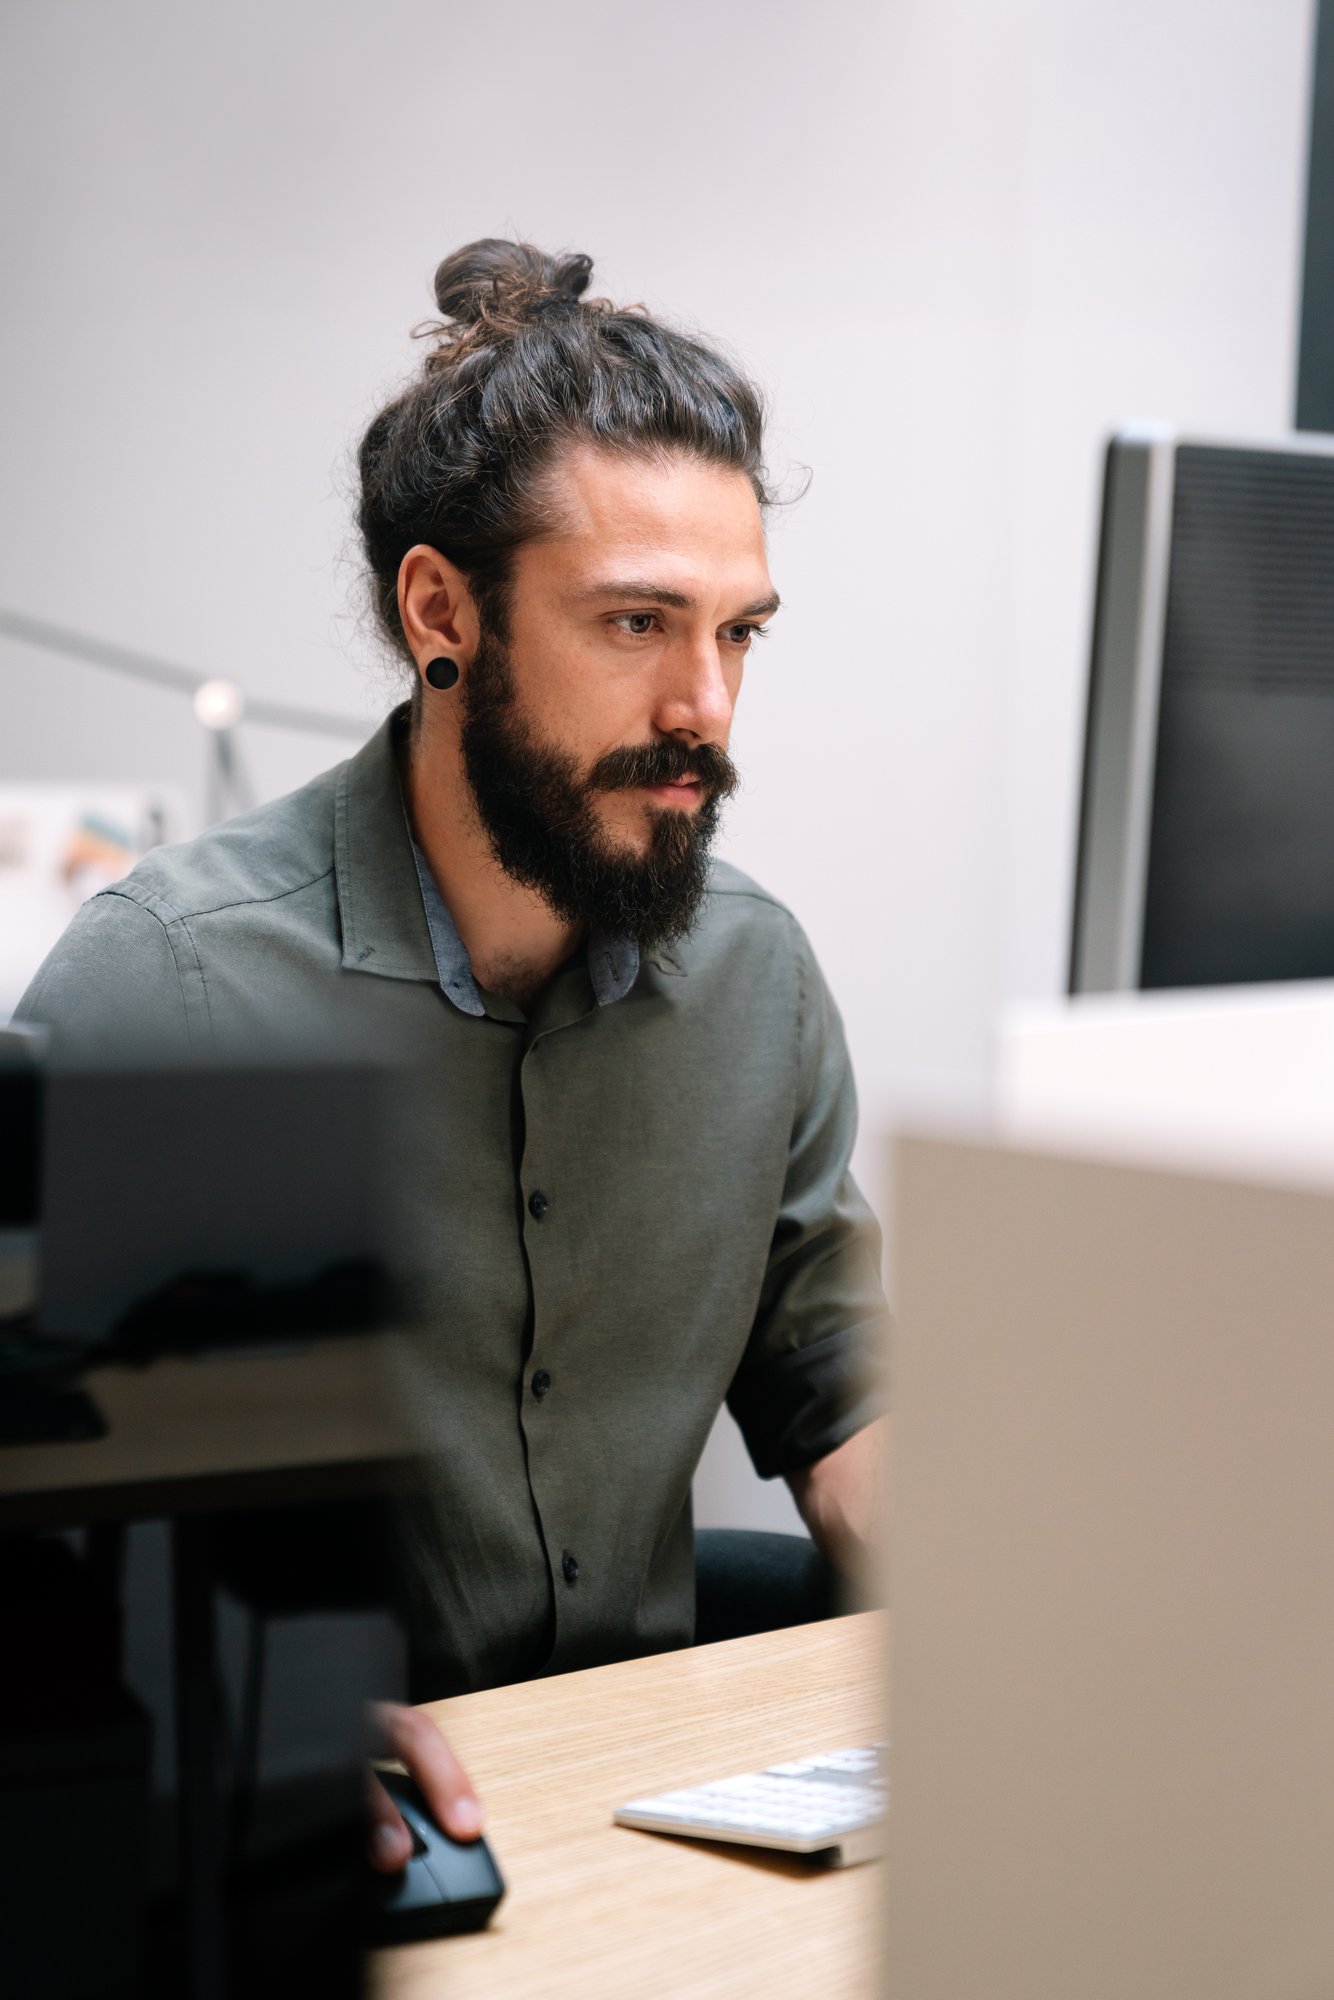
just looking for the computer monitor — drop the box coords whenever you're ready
[1070,427,1334,993]
[0,1025,44,1322]
[1,1047,413,1998]
[35,1050,397,1344]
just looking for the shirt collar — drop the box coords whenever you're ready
[585,931,641,1007]
[332,703,639,1012]
[334,710,440,984]
[410,835,641,1016]
[409,837,485,1017]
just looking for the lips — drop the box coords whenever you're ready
[648,776,703,801]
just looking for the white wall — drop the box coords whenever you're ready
[0,0,1314,1531]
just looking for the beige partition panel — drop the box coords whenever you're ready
[887,1135,1334,2000]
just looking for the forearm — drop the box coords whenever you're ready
[787,1415,889,1589]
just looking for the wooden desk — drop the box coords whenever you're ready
[374,1611,886,2000]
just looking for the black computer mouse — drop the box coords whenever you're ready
[366,1766,506,1945]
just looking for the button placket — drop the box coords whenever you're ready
[519,1030,591,1649]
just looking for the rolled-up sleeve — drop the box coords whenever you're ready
[725,927,890,1479]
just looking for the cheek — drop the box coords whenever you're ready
[519,648,646,752]
[720,661,745,734]
[574,691,656,764]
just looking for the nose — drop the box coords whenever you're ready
[651,636,737,746]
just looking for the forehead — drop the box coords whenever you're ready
[522,443,771,599]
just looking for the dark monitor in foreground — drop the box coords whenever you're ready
[1,1048,413,2000]
[1070,427,1334,993]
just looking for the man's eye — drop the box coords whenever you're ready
[614,613,658,636]
[723,622,768,647]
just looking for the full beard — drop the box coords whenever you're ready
[459,625,739,949]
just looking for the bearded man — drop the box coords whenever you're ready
[17,239,889,1864]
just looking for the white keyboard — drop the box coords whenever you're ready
[613,1743,887,1867]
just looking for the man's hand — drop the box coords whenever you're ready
[367,1700,485,1872]
[786,1415,890,1597]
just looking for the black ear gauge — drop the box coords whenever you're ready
[424,657,460,690]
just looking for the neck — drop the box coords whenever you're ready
[402,705,584,1005]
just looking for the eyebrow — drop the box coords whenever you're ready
[579,579,782,618]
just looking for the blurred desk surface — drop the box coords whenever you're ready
[373,1611,886,2000]
[0,1333,415,1528]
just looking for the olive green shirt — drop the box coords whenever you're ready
[17,712,888,1692]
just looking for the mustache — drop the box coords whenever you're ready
[587,738,740,800]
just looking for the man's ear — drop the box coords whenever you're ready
[397,545,481,676]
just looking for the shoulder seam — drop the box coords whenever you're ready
[61,883,203,1046]
[100,862,336,925]
[707,881,798,920]
[710,882,788,903]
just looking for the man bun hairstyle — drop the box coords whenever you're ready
[356,238,771,665]
[428,238,593,334]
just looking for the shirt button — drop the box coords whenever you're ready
[528,1190,550,1220]
[531,1369,552,1400]
[561,1551,579,1584]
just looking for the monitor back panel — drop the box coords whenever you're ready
[887,1133,1334,2000]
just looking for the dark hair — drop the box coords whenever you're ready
[356,238,771,663]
